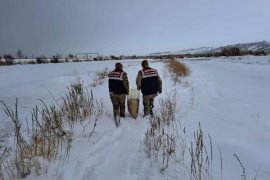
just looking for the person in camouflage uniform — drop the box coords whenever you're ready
[136,60,162,117]
[108,62,129,118]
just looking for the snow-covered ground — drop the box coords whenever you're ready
[0,56,270,179]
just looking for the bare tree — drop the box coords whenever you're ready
[16,50,24,59]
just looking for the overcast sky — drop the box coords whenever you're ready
[1,0,270,57]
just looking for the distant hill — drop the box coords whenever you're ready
[211,41,270,54]
[150,47,214,56]
[149,41,270,56]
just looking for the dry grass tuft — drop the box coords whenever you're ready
[144,91,216,179]
[144,92,178,171]
[166,58,190,84]
[0,76,103,179]
[89,68,110,87]
[189,123,213,180]
[1,99,43,178]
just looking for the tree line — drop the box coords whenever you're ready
[0,47,268,66]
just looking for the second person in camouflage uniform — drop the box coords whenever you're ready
[108,62,129,118]
[136,60,162,117]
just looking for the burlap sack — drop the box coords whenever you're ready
[127,89,140,119]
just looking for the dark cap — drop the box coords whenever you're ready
[141,60,149,68]
[115,62,123,70]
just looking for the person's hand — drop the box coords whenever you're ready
[137,87,140,91]
[158,90,162,94]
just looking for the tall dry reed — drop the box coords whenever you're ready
[0,76,103,179]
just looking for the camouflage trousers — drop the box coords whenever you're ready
[110,94,126,117]
[142,94,157,116]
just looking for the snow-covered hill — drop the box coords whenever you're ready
[150,41,270,56]
[149,47,214,55]
[212,40,270,53]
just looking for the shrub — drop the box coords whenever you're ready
[167,58,190,76]
[253,51,266,56]
[166,58,190,85]
[36,56,49,64]
[3,54,15,65]
[0,60,7,66]
[144,91,217,179]
[144,92,177,171]
[51,56,60,63]
[5,59,14,65]
[26,60,37,65]
[221,47,241,56]
[89,68,110,87]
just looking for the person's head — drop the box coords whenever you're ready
[141,60,149,68]
[115,62,123,70]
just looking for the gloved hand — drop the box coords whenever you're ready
[158,90,162,94]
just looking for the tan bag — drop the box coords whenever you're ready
[127,89,140,119]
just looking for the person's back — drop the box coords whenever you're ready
[136,60,162,117]
[139,66,159,95]
[108,65,128,95]
[108,63,129,118]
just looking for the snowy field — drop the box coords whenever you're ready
[0,56,270,179]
